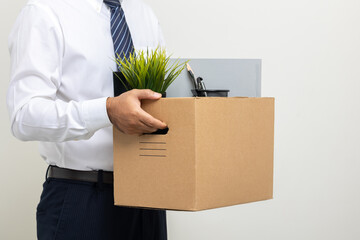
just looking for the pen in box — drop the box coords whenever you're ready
[186,63,198,89]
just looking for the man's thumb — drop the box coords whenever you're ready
[135,89,162,100]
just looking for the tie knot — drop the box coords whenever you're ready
[104,0,121,9]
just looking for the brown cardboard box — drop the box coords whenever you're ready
[113,97,274,211]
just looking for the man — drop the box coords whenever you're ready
[7,0,168,239]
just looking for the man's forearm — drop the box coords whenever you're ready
[9,96,111,142]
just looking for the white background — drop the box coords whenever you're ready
[1,0,360,239]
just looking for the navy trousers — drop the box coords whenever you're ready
[36,177,167,240]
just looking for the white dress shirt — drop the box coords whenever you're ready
[7,0,165,171]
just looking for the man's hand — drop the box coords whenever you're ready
[106,89,167,135]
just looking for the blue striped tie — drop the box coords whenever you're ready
[104,0,134,63]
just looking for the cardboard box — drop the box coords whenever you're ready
[113,97,274,211]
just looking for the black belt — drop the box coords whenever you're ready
[47,165,113,184]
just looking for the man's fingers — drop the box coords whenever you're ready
[134,89,162,100]
[125,121,158,135]
[138,121,158,134]
[138,109,167,130]
[107,91,167,136]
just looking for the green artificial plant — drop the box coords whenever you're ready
[115,48,188,94]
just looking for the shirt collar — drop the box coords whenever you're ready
[92,0,125,13]
[90,0,103,13]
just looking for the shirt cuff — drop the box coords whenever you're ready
[82,97,112,132]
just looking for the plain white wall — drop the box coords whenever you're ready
[1,0,360,239]
[1,1,48,239]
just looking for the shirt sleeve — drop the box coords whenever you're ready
[7,4,112,143]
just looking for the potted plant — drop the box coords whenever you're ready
[113,48,188,97]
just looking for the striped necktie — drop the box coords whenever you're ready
[104,0,135,63]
